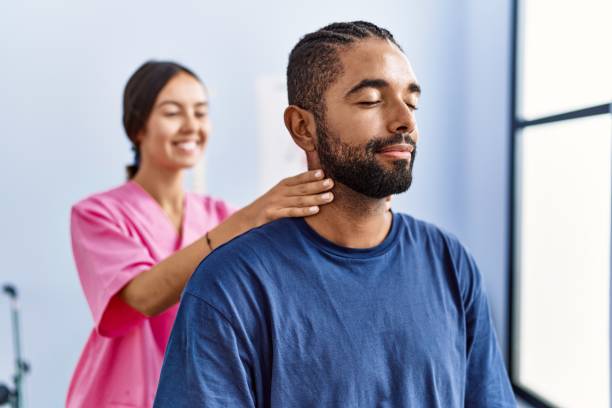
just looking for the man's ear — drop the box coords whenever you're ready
[284,105,317,152]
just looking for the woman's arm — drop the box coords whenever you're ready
[119,170,333,316]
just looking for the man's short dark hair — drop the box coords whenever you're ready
[286,21,402,120]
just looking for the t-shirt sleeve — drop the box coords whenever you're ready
[154,292,255,408]
[70,200,154,338]
[454,243,517,407]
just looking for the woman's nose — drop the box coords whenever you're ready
[181,113,198,133]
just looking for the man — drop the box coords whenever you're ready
[154,21,516,407]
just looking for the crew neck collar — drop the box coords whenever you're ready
[292,212,401,259]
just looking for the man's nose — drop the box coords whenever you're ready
[388,100,417,135]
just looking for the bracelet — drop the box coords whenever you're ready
[205,232,214,252]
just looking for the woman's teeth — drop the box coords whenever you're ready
[175,141,198,151]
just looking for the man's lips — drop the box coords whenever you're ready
[376,144,414,160]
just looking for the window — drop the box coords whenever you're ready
[510,1,612,407]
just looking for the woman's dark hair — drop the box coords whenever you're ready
[123,60,201,179]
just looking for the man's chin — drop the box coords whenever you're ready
[353,178,413,200]
[374,155,411,169]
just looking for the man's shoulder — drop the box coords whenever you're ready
[395,212,455,240]
[186,218,298,293]
[394,212,468,254]
[216,217,298,256]
[395,213,480,289]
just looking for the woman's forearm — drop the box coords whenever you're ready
[118,208,254,316]
[118,170,333,316]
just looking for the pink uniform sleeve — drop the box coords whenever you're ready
[70,200,154,338]
[213,198,237,220]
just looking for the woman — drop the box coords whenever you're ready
[66,61,334,407]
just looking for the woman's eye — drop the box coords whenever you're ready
[406,103,418,111]
[195,112,208,118]
[163,112,179,117]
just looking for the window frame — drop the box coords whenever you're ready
[508,0,612,406]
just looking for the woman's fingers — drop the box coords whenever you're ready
[284,192,334,208]
[286,178,334,196]
[271,206,321,219]
[281,169,325,187]
[248,170,333,226]
[266,192,334,221]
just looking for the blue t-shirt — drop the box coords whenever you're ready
[154,213,516,407]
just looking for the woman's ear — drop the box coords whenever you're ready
[134,129,144,145]
[284,105,317,152]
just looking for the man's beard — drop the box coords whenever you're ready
[316,118,416,199]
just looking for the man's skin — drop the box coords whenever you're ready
[284,37,420,248]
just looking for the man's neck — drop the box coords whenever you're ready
[304,182,392,249]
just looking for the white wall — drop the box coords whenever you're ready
[462,0,512,359]
[0,1,513,405]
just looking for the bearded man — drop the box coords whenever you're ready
[154,21,516,408]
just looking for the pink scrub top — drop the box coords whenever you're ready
[66,181,234,407]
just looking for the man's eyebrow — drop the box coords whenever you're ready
[345,79,389,98]
[344,79,422,98]
[408,82,421,95]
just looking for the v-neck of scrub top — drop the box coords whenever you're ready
[126,180,190,251]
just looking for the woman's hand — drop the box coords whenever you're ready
[121,170,333,316]
[244,170,334,228]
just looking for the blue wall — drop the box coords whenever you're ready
[0,1,512,405]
